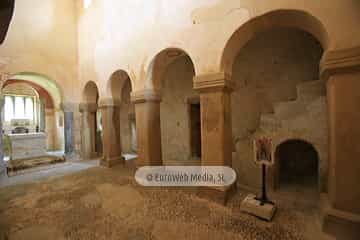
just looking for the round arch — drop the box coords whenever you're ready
[6,72,63,109]
[106,69,132,102]
[82,81,99,104]
[145,47,197,91]
[3,79,55,108]
[220,9,329,75]
[274,138,320,191]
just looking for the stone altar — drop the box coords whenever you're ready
[7,133,47,160]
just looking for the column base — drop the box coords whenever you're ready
[196,182,237,205]
[321,194,360,240]
[64,151,81,161]
[100,156,125,168]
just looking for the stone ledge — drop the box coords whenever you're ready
[320,46,360,80]
[196,182,237,205]
[131,89,162,104]
[193,72,234,92]
[321,194,360,240]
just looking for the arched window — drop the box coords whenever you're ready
[4,96,14,122]
[4,95,36,122]
[14,96,25,119]
[25,97,34,120]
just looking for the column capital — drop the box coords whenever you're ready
[131,89,162,104]
[62,102,78,112]
[193,72,234,92]
[79,102,97,113]
[320,46,360,80]
[98,98,121,109]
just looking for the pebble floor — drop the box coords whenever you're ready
[0,165,332,240]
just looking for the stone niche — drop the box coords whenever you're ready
[231,28,327,191]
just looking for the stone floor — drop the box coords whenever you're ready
[0,163,334,240]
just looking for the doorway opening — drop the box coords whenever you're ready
[129,115,137,153]
[190,103,201,159]
[95,110,103,156]
[275,139,319,191]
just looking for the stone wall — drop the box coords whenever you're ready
[160,56,198,164]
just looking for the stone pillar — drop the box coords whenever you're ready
[62,102,81,160]
[194,73,233,167]
[0,97,5,173]
[321,47,360,239]
[64,111,74,154]
[98,98,124,167]
[131,90,162,166]
[79,103,97,159]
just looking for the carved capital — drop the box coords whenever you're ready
[193,72,234,92]
[62,102,78,112]
[131,89,162,104]
[320,46,360,80]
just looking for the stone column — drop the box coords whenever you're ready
[62,102,81,160]
[194,73,233,167]
[64,111,74,154]
[0,97,5,173]
[79,103,97,159]
[0,74,9,173]
[131,90,162,166]
[321,47,360,238]
[98,98,124,167]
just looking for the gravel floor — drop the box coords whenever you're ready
[0,165,332,240]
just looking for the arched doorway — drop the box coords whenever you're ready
[0,72,65,173]
[275,140,319,191]
[120,78,137,157]
[81,81,101,159]
[107,70,137,161]
[147,48,199,165]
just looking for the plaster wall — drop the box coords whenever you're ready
[0,0,79,103]
[77,0,360,95]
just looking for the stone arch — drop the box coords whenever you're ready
[82,81,99,104]
[3,80,54,109]
[1,72,65,152]
[273,138,320,192]
[220,9,329,76]
[80,81,101,158]
[145,48,197,91]
[106,70,132,102]
[6,72,63,109]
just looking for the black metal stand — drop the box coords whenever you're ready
[255,164,274,206]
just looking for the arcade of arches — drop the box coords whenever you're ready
[1,1,360,239]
